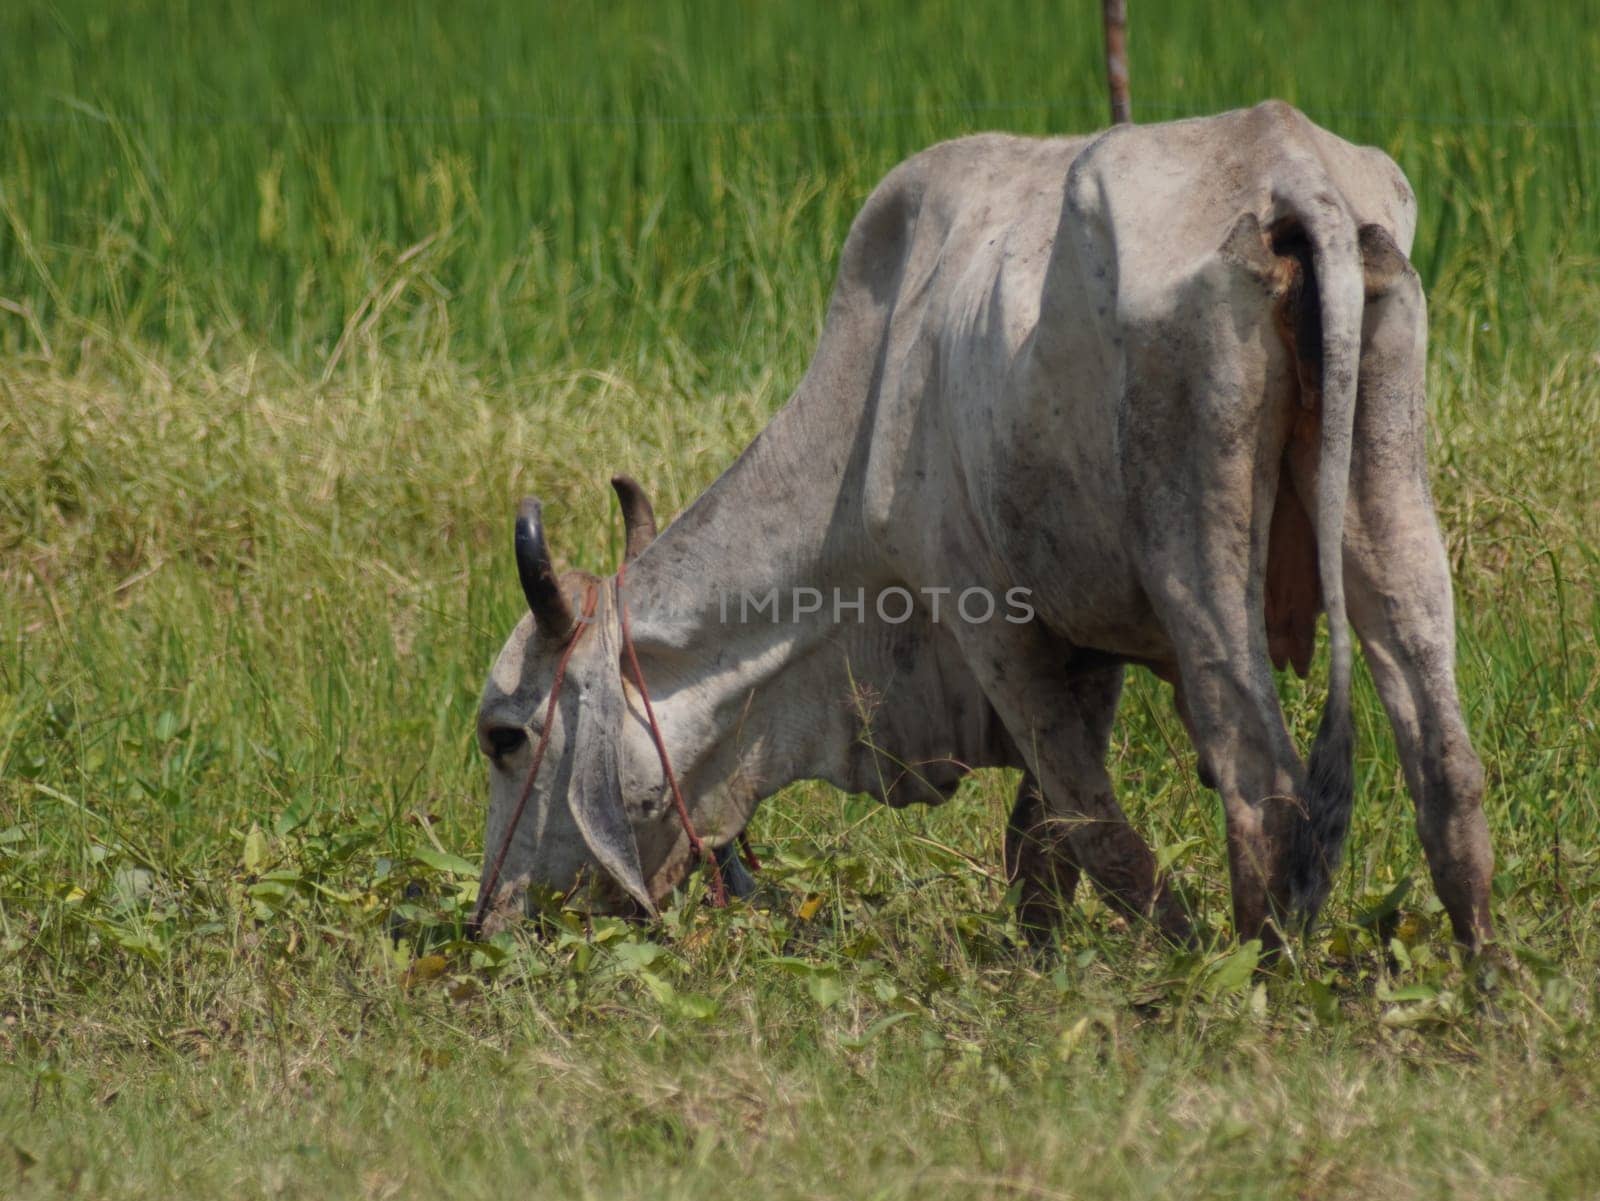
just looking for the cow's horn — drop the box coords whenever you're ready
[514,498,575,640]
[610,474,658,563]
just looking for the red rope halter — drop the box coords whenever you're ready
[470,562,756,935]
[470,583,597,934]
[615,559,728,905]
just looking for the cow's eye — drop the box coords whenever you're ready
[484,726,529,760]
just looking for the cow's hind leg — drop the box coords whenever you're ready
[1123,240,1309,949]
[1131,540,1301,947]
[1139,592,1304,949]
[1342,505,1493,948]
[1301,232,1494,948]
[1345,548,1493,949]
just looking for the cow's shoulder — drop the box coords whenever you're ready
[882,132,1089,201]
[831,133,1088,316]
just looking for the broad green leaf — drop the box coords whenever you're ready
[609,940,667,973]
[1378,982,1438,1004]
[403,954,450,987]
[1355,877,1412,928]
[247,880,292,904]
[636,970,677,1006]
[669,993,719,1022]
[1302,978,1341,1023]
[242,825,267,873]
[1202,940,1261,998]
[806,969,845,1009]
[770,955,826,976]
[1155,836,1202,873]
[413,848,479,876]
[837,1011,913,1049]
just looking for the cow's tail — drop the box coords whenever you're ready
[1281,183,1363,926]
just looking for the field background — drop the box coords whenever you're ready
[3,2,1599,1198]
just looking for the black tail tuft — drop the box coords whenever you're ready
[1288,701,1355,926]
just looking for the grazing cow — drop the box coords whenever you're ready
[474,101,1494,951]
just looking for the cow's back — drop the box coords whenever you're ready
[843,133,1110,602]
[838,103,1420,659]
[844,129,1154,648]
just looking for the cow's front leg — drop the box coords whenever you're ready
[967,644,1192,944]
[1004,773,1082,946]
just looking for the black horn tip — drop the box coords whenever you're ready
[514,497,575,639]
[610,474,659,563]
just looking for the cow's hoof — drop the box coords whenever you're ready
[713,843,760,899]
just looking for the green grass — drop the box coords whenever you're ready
[2,2,1599,1197]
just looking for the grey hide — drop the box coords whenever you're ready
[475,101,1495,951]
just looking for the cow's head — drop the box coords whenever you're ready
[472,477,688,926]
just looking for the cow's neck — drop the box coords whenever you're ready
[621,392,869,816]
[619,388,1007,847]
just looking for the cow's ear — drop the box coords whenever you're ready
[568,606,655,914]
[1357,223,1414,300]
[570,733,653,914]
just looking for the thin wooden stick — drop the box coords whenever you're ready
[1103,0,1131,125]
